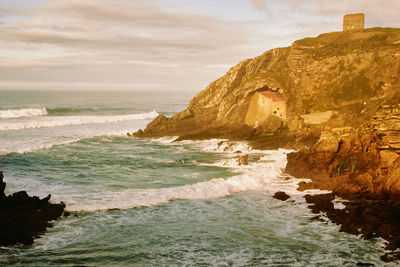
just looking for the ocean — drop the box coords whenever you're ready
[0,90,390,266]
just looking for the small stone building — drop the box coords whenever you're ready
[244,91,286,128]
[343,13,365,31]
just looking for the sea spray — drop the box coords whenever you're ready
[65,141,305,212]
[0,107,48,119]
[0,111,158,131]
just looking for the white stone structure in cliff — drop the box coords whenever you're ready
[244,91,286,128]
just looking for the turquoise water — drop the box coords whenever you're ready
[0,91,391,266]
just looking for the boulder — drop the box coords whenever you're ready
[273,191,291,201]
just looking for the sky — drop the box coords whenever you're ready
[0,0,399,91]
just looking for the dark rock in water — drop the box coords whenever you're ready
[273,191,291,201]
[381,252,400,262]
[304,193,335,214]
[0,170,65,246]
[303,192,400,263]
[356,262,375,266]
[63,211,71,217]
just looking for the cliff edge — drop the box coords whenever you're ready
[134,28,400,147]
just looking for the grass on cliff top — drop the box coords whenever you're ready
[294,27,400,59]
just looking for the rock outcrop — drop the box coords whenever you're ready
[304,192,400,262]
[286,102,400,199]
[134,28,400,146]
[286,102,400,260]
[0,171,65,246]
[131,28,400,262]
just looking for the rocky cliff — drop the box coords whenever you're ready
[286,101,400,198]
[0,171,66,246]
[133,27,400,261]
[285,102,400,261]
[135,28,400,144]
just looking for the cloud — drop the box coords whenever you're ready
[250,0,266,9]
[1,0,400,91]
[249,0,400,27]
[0,0,256,91]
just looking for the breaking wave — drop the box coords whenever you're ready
[0,111,158,131]
[0,107,48,119]
[66,148,301,212]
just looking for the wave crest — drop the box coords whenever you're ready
[65,149,298,212]
[0,111,158,131]
[0,107,48,119]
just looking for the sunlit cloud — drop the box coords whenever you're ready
[0,0,399,91]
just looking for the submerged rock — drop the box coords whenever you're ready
[0,171,65,246]
[273,191,291,201]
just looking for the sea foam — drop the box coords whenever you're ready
[0,111,158,131]
[65,144,304,212]
[0,107,48,119]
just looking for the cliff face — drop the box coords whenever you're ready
[285,102,400,260]
[135,28,400,141]
[286,102,400,198]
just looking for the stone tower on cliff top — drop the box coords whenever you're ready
[343,13,365,31]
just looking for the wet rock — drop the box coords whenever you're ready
[0,171,65,246]
[63,211,71,217]
[223,154,249,166]
[304,193,335,214]
[381,252,400,262]
[356,262,375,266]
[302,191,400,263]
[273,191,291,201]
[297,181,319,191]
[235,154,248,165]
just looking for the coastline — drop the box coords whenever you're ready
[0,171,66,247]
[133,130,400,262]
[127,28,400,263]
[1,132,394,265]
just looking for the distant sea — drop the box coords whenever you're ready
[0,91,389,266]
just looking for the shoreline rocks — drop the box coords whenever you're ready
[273,191,291,201]
[303,192,400,262]
[286,104,400,199]
[0,171,65,246]
[126,28,400,263]
[286,103,400,261]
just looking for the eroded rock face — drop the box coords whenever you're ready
[133,28,400,141]
[0,171,65,246]
[287,102,400,262]
[287,103,400,198]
